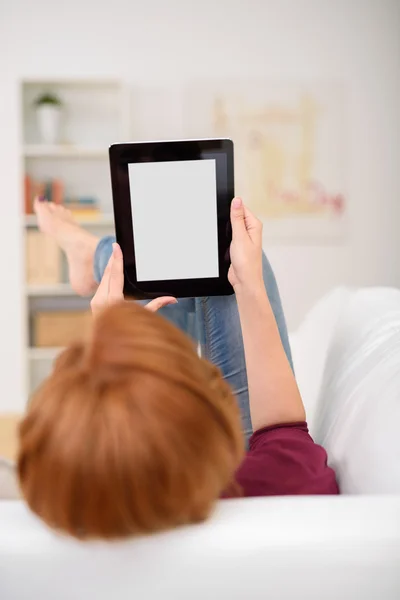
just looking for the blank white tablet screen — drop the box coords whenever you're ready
[128,159,219,282]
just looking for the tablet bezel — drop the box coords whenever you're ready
[109,139,234,299]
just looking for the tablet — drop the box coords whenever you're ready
[109,139,234,299]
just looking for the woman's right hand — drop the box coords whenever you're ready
[91,243,177,317]
[228,197,264,293]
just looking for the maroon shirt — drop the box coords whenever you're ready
[225,422,339,497]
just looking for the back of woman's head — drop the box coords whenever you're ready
[18,302,244,539]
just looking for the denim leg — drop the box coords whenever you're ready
[93,236,197,338]
[93,235,115,284]
[196,252,293,442]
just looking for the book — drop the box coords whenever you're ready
[24,175,32,214]
[24,176,99,215]
[52,179,64,204]
[44,181,52,202]
[64,195,100,220]
[24,176,63,210]
[23,175,45,214]
[69,208,101,221]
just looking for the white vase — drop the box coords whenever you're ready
[36,105,61,144]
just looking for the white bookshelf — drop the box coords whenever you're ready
[22,78,129,396]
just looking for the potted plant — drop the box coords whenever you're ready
[34,92,62,144]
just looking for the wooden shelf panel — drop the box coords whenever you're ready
[24,144,108,158]
[24,214,114,227]
[26,283,76,297]
[28,347,64,361]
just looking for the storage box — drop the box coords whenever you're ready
[26,231,61,285]
[33,311,91,347]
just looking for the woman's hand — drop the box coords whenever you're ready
[228,197,263,293]
[91,243,177,316]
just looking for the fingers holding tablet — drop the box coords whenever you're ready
[91,243,124,316]
[145,297,178,312]
[91,242,178,316]
[228,198,263,292]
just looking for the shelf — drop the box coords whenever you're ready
[24,214,114,228]
[26,283,76,297]
[22,78,122,87]
[28,347,64,361]
[23,144,108,158]
[21,78,127,400]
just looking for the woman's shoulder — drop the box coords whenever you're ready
[226,422,339,498]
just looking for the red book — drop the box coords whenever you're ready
[52,179,64,205]
[24,175,32,214]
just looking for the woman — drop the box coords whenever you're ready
[18,197,338,539]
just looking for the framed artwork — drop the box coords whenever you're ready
[183,82,347,241]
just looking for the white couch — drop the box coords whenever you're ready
[1,287,400,600]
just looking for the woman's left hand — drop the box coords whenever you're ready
[90,243,178,316]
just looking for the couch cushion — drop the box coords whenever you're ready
[0,498,399,600]
[313,287,400,494]
[290,287,353,433]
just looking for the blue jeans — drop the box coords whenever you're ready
[94,236,293,441]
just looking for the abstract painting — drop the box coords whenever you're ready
[183,83,346,240]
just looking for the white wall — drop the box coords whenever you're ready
[1,0,400,412]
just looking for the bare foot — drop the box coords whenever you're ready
[34,199,99,296]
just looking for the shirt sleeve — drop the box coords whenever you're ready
[234,422,339,497]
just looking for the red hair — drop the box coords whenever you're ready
[18,302,244,539]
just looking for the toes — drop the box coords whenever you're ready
[33,198,75,225]
[33,197,48,213]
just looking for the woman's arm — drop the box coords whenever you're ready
[236,284,305,431]
[229,198,306,432]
